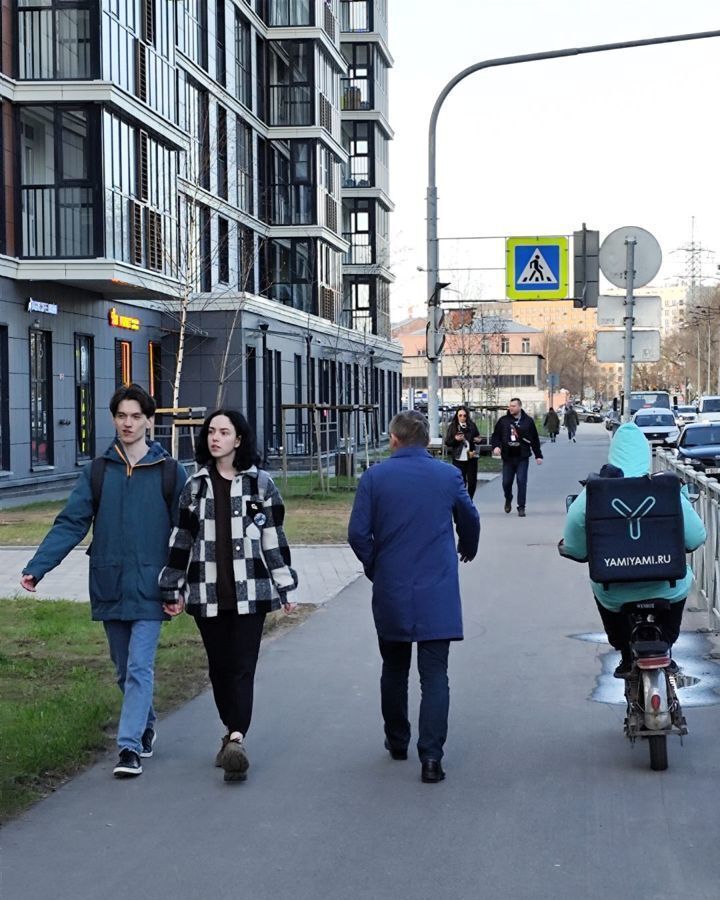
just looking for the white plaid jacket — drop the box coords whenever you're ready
[158,465,298,616]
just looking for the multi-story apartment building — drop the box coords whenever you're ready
[0,0,400,496]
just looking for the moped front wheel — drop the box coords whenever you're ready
[648,735,668,771]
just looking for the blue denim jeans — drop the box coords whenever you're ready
[103,620,162,754]
[378,638,451,762]
[502,456,530,509]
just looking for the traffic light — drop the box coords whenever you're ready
[573,224,599,308]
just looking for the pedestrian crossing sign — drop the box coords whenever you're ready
[506,235,569,300]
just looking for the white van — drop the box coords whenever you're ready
[697,396,720,423]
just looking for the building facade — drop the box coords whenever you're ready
[0,0,400,496]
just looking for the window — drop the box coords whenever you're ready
[234,11,252,109]
[236,117,253,213]
[238,224,255,292]
[18,0,97,80]
[0,326,8,470]
[148,340,162,402]
[269,140,313,225]
[246,346,257,433]
[269,41,312,126]
[216,0,226,85]
[20,105,97,258]
[266,237,314,312]
[342,121,371,187]
[218,216,229,283]
[29,328,53,467]
[74,334,94,460]
[217,105,228,199]
[269,0,311,26]
[115,339,132,387]
[183,0,208,70]
[200,204,211,291]
[342,43,371,110]
[521,338,530,353]
[342,199,372,264]
[500,337,510,354]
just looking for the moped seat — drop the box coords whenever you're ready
[632,640,670,658]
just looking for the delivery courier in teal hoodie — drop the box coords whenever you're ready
[561,422,706,674]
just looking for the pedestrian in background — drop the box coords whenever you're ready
[159,409,297,783]
[564,405,580,442]
[348,411,480,784]
[543,407,560,443]
[20,384,186,778]
[444,405,482,499]
[491,397,543,517]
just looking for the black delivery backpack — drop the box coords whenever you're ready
[585,473,686,588]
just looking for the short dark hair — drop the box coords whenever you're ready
[110,383,156,418]
[509,397,522,406]
[195,409,259,471]
[389,410,429,447]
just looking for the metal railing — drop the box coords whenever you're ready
[654,449,720,630]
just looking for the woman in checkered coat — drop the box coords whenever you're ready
[159,409,298,782]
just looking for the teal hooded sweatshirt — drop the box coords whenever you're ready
[562,422,706,611]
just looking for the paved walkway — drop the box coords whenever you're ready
[3,426,720,900]
[0,544,364,607]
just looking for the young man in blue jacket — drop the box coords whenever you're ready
[20,384,187,777]
[348,410,480,783]
[561,422,706,676]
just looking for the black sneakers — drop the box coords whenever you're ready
[140,727,156,758]
[614,653,632,679]
[518,508,526,517]
[221,737,250,782]
[504,501,512,514]
[113,749,142,778]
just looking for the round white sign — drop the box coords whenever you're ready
[598,226,662,289]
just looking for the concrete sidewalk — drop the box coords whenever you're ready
[3,427,720,900]
[0,543,364,607]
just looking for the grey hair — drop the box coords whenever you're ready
[389,410,430,447]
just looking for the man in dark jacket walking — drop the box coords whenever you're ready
[20,384,186,778]
[564,404,579,442]
[491,397,543,517]
[348,411,480,784]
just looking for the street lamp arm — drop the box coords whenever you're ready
[428,29,720,186]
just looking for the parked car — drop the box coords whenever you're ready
[673,405,698,427]
[632,407,679,448]
[675,422,720,476]
[573,404,604,423]
[696,396,720,424]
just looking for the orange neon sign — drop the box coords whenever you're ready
[108,307,141,331]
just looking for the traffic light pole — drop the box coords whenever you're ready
[425,28,720,442]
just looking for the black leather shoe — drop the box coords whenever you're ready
[504,501,512,513]
[421,759,445,783]
[384,739,408,761]
[518,508,526,517]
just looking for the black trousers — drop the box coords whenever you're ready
[378,638,451,762]
[452,459,478,499]
[194,610,266,735]
[595,599,685,654]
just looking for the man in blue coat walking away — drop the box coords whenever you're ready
[20,384,187,778]
[348,411,480,783]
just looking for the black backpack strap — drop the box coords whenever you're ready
[90,457,107,518]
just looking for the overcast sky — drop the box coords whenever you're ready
[387,0,720,317]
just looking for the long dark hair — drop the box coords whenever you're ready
[195,409,260,471]
[451,405,473,430]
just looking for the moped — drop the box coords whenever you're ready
[619,599,686,771]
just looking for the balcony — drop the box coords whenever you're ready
[342,232,372,265]
[22,186,95,257]
[269,84,313,126]
[341,78,371,110]
[18,5,97,80]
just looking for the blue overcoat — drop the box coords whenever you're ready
[348,446,480,641]
[23,440,187,621]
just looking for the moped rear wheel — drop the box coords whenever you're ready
[648,735,668,771]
